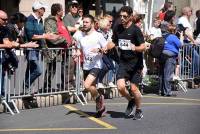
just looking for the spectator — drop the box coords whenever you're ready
[77,6,83,28]
[0,10,38,98]
[44,3,73,92]
[194,10,200,38]
[178,6,200,77]
[97,18,116,88]
[63,0,80,35]
[177,6,196,44]
[160,24,184,97]
[148,18,162,40]
[157,2,173,21]
[160,10,176,36]
[24,1,58,94]
[0,10,14,98]
[7,12,39,48]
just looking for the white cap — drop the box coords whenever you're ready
[71,0,78,4]
[32,1,48,10]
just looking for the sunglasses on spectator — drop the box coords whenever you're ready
[72,5,78,8]
[0,18,8,21]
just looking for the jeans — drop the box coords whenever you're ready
[0,68,5,96]
[160,57,176,95]
[25,60,42,89]
[107,61,118,83]
[61,54,75,88]
[98,56,115,83]
[98,62,109,83]
[44,58,57,89]
[184,44,200,77]
[191,47,200,77]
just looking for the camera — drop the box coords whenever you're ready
[175,24,186,39]
[3,49,19,75]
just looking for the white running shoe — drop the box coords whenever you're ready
[108,82,117,88]
[98,83,105,89]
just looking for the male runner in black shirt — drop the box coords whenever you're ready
[112,6,146,120]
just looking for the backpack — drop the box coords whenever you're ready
[149,35,169,58]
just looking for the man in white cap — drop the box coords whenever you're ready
[23,1,58,94]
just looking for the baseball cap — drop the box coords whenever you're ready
[32,1,48,10]
[71,0,78,5]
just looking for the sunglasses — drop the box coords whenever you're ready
[0,18,8,21]
[119,15,129,19]
[72,5,78,8]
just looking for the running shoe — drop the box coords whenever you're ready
[95,106,106,118]
[133,109,143,120]
[96,94,105,112]
[125,99,135,118]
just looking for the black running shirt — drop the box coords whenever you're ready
[112,23,144,64]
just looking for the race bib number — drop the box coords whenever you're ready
[85,53,96,65]
[118,39,132,50]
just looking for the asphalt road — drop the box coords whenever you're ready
[0,89,200,134]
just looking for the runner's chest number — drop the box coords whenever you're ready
[118,39,132,50]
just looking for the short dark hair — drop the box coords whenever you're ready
[9,12,27,24]
[119,6,133,16]
[83,14,94,23]
[196,10,200,18]
[164,10,176,22]
[161,2,173,12]
[51,3,62,16]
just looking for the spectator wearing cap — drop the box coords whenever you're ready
[63,0,80,35]
[24,1,59,94]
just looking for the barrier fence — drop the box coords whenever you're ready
[0,47,86,115]
[0,44,200,115]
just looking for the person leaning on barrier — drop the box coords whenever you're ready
[23,1,59,95]
[112,6,146,120]
[0,10,18,98]
[44,3,73,92]
[177,6,200,77]
[178,6,197,45]
[7,12,39,48]
[194,10,200,38]
[0,10,39,99]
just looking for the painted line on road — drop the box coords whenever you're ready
[0,127,114,132]
[143,95,200,102]
[86,102,200,106]
[0,105,117,132]
[64,105,117,129]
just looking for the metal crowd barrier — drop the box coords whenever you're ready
[0,47,87,115]
[179,44,200,80]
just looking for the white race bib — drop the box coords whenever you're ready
[118,39,132,50]
[85,53,96,65]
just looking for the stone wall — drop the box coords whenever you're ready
[19,0,65,19]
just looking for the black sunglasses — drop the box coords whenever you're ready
[71,5,78,8]
[0,18,8,21]
[119,15,129,19]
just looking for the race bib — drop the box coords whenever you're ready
[85,53,96,65]
[118,39,132,50]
